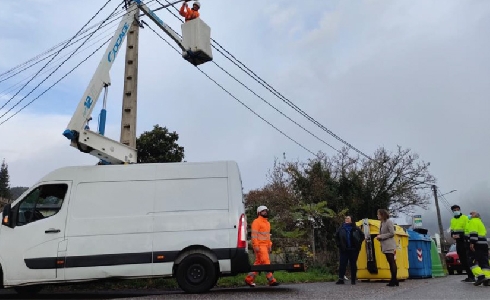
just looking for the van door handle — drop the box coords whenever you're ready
[45,229,60,234]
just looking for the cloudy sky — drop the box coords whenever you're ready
[1,0,489,233]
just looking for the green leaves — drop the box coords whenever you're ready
[0,159,11,202]
[244,146,435,264]
[136,125,185,164]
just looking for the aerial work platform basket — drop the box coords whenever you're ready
[181,18,213,66]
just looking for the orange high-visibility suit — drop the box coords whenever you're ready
[244,215,277,286]
[179,3,200,22]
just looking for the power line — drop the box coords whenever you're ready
[0,13,120,84]
[0,39,111,127]
[437,193,453,213]
[153,0,434,189]
[145,22,317,156]
[211,61,338,152]
[0,0,122,121]
[151,0,337,153]
[0,0,160,82]
[1,0,435,194]
[156,0,368,157]
[0,0,118,113]
[0,27,122,99]
[440,194,453,211]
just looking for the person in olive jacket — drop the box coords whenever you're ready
[335,216,365,285]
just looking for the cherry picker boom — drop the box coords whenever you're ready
[62,0,212,164]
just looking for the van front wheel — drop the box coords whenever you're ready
[176,253,217,293]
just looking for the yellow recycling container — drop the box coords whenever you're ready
[355,219,409,281]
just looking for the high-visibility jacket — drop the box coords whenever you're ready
[464,218,474,243]
[179,4,200,22]
[251,215,272,249]
[467,217,487,246]
[450,214,468,239]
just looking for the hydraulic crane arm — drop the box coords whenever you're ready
[63,4,138,164]
[63,0,211,164]
[134,0,186,52]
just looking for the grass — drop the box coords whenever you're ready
[45,268,335,292]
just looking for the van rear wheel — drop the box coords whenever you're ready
[176,253,217,293]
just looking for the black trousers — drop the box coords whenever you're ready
[384,252,397,282]
[339,249,359,281]
[474,244,490,276]
[456,239,473,278]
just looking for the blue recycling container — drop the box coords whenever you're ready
[407,228,433,278]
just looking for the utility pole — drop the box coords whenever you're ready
[432,184,446,250]
[432,184,449,273]
[120,1,140,149]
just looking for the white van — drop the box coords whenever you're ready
[0,161,302,295]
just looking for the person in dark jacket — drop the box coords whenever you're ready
[335,216,365,285]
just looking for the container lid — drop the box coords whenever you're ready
[407,229,432,241]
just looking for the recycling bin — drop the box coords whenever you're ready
[407,228,432,278]
[356,219,409,281]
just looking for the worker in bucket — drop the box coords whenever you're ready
[180,0,200,22]
[244,206,279,287]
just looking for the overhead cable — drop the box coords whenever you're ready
[0,0,122,120]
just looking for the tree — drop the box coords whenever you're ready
[355,146,435,218]
[9,186,28,201]
[0,159,12,201]
[136,125,185,163]
[244,145,436,264]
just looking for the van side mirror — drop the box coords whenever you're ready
[2,204,14,228]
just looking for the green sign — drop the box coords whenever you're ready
[413,215,422,228]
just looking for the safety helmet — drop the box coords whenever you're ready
[257,205,268,214]
[193,1,200,8]
[450,204,460,211]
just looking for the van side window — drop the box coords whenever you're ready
[16,184,68,226]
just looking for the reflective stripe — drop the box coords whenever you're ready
[476,241,488,244]
[251,229,270,242]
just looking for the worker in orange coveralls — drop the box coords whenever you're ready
[244,205,280,287]
[179,0,200,22]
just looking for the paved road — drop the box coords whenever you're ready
[0,276,488,299]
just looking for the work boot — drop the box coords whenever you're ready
[483,279,490,286]
[244,279,255,287]
[462,277,475,282]
[474,275,486,286]
[335,279,344,284]
[269,281,280,286]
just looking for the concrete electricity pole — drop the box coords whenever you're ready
[432,185,446,250]
[120,2,140,149]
